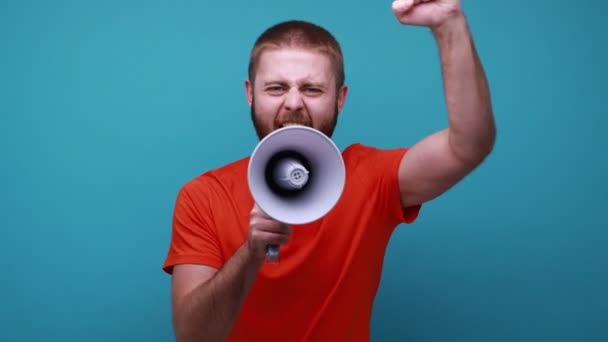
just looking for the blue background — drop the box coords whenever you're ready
[1,0,606,341]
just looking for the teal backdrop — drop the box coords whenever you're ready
[1,0,606,341]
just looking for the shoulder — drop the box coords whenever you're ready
[342,143,410,171]
[177,156,250,203]
[343,142,409,157]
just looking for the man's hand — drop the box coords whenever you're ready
[247,204,292,259]
[391,0,462,29]
[171,203,289,342]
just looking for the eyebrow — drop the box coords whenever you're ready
[301,82,326,89]
[262,80,327,89]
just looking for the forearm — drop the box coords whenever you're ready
[173,243,265,342]
[433,13,496,163]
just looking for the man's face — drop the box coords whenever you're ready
[245,47,348,140]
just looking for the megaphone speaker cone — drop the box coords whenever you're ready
[247,126,345,225]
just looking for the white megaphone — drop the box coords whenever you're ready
[247,125,345,261]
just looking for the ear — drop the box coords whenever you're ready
[245,79,253,107]
[336,84,348,113]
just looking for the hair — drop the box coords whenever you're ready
[248,20,345,91]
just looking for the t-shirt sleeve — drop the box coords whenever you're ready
[162,177,224,274]
[353,144,422,226]
[383,147,422,225]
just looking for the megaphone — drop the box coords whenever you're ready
[247,125,345,261]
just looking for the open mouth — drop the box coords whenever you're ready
[279,122,309,128]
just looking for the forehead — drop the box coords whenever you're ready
[255,47,335,84]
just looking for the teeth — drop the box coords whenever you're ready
[282,123,302,127]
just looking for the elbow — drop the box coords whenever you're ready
[481,118,497,157]
[450,115,497,166]
[486,114,497,154]
[472,109,497,159]
[473,124,496,164]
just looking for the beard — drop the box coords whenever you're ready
[250,97,339,140]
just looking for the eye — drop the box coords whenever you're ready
[303,87,323,95]
[265,86,285,95]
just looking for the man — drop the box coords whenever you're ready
[162,0,496,341]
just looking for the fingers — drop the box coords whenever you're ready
[392,0,415,14]
[250,213,291,237]
[248,202,292,258]
[251,202,263,216]
[249,230,291,245]
[251,202,274,220]
[393,0,435,17]
[250,203,290,230]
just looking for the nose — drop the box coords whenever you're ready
[284,88,304,112]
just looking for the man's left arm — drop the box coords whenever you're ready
[391,0,497,208]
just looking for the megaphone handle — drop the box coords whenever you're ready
[266,244,279,261]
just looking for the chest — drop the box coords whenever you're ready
[213,179,392,287]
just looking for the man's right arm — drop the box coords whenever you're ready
[170,204,291,342]
[171,243,264,342]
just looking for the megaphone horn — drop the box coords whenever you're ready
[247,125,346,261]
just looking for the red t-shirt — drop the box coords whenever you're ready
[163,143,421,341]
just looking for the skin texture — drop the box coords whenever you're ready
[169,1,496,341]
[246,47,348,140]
